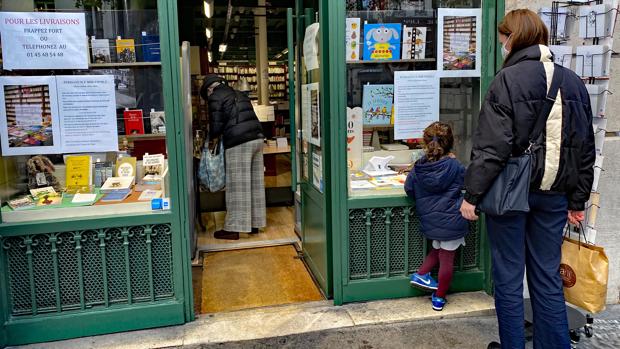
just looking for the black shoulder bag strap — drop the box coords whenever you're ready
[528,64,565,147]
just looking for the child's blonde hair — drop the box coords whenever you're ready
[423,122,454,162]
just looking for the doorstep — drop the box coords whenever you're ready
[11,291,495,349]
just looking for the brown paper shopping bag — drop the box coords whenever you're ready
[560,235,609,313]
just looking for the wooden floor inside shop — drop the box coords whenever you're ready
[193,245,324,314]
[197,206,298,251]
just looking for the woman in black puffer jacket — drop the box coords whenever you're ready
[459,9,595,349]
[201,74,265,240]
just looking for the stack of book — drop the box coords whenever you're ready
[100,177,134,202]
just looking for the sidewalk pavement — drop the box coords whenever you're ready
[11,292,495,349]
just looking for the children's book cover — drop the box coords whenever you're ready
[362,84,394,125]
[363,23,402,61]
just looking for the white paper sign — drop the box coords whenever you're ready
[56,75,118,153]
[437,8,482,78]
[0,12,88,70]
[303,23,320,71]
[0,76,62,155]
[393,71,440,140]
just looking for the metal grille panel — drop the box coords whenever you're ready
[349,206,481,281]
[2,223,175,317]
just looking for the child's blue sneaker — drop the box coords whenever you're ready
[409,272,438,291]
[431,293,446,311]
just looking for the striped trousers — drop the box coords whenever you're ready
[224,139,266,232]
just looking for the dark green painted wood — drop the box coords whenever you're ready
[156,0,194,323]
[326,0,347,306]
[287,8,297,191]
[5,301,185,346]
[342,271,485,303]
[298,2,332,298]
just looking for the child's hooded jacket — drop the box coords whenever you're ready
[404,156,469,241]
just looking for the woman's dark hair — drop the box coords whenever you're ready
[423,122,454,162]
[498,9,549,63]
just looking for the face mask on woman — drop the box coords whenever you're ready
[501,34,512,59]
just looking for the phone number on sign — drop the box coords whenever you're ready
[26,51,64,58]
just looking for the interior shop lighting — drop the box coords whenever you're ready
[204,0,214,18]
[205,27,212,39]
[232,27,238,34]
[219,44,228,53]
[208,51,213,62]
[234,15,240,22]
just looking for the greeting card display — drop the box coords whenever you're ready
[362,84,394,126]
[549,45,573,69]
[540,7,569,39]
[363,23,402,61]
[575,45,610,78]
[579,4,612,39]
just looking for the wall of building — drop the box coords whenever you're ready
[505,0,620,304]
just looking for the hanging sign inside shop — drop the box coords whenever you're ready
[303,23,320,71]
[0,75,118,156]
[0,12,88,70]
[393,71,440,140]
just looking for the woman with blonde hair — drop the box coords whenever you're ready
[460,9,595,349]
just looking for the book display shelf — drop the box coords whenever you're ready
[345,0,482,198]
[0,8,171,223]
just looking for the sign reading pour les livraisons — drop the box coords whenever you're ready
[0,12,88,70]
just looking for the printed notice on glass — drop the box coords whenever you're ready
[56,75,118,153]
[0,12,88,70]
[393,71,439,140]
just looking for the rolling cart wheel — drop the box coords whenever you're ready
[569,330,581,344]
[585,314,594,338]
[584,325,593,338]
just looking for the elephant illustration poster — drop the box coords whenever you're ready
[363,23,402,61]
[362,84,394,126]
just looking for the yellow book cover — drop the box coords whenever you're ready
[115,157,137,180]
[116,38,136,63]
[65,155,92,187]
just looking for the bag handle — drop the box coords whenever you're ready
[529,64,565,148]
[564,221,590,249]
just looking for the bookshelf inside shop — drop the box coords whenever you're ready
[344,1,482,198]
[0,8,171,222]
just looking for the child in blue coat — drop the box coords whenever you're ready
[404,122,469,311]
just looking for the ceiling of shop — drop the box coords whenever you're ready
[177,0,294,62]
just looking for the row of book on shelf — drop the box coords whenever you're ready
[90,33,160,64]
[7,153,167,211]
[123,109,166,135]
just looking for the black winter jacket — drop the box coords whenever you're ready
[464,45,595,211]
[206,84,264,149]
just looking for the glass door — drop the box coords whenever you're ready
[288,0,331,296]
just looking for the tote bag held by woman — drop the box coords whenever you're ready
[561,226,609,313]
[478,65,564,216]
[199,139,226,192]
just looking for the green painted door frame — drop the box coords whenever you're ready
[326,0,506,305]
[0,0,192,346]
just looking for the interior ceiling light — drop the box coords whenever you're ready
[282,48,289,54]
[238,6,245,14]
[231,27,238,34]
[234,15,240,22]
[207,51,213,62]
[230,33,236,39]
[205,27,212,39]
[203,0,213,18]
[219,44,228,53]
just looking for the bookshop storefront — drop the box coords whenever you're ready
[0,0,503,346]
